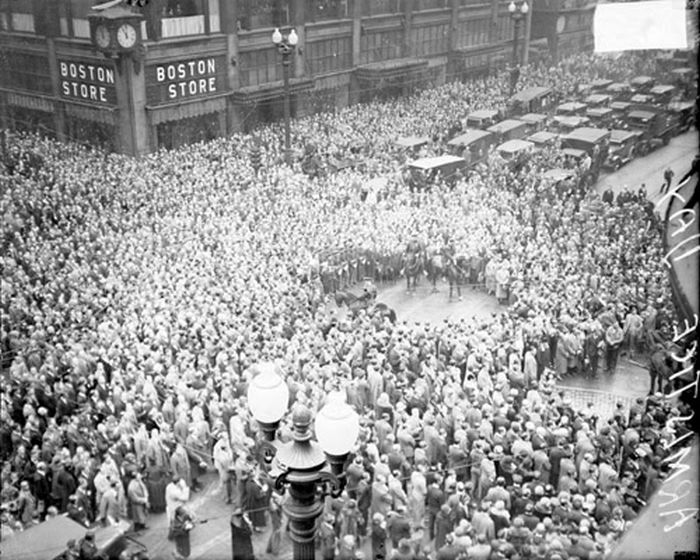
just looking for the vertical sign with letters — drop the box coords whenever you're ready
[58,59,117,105]
[147,55,227,104]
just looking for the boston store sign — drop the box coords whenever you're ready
[147,55,227,104]
[59,59,116,105]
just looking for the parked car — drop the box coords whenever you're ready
[586,107,614,129]
[626,109,678,154]
[407,154,467,188]
[606,82,632,101]
[609,101,632,128]
[486,119,529,143]
[590,78,613,91]
[509,86,553,115]
[560,126,611,185]
[584,93,611,108]
[395,136,431,150]
[447,129,496,167]
[466,109,500,129]
[555,101,588,116]
[630,75,656,92]
[0,518,147,560]
[649,84,678,105]
[527,130,560,150]
[517,112,549,133]
[666,100,696,133]
[549,115,591,135]
[603,129,643,170]
[497,139,535,159]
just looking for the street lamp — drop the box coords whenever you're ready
[508,0,529,95]
[272,28,299,167]
[246,367,359,560]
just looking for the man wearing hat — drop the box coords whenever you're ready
[319,512,337,560]
[387,503,411,550]
[370,512,388,560]
[230,507,255,560]
[78,529,99,560]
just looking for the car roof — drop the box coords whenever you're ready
[591,79,613,87]
[627,110,656,120]
[0,518,131,560]
[586,107,612,116]
[585,94,611,102]
[607,82,630,90]
[447,129,493,146]
[609,129,641,142]
[563,127,611,143]
[557,101,587,110]
[519,113,548,123]
[527,131,558,143]
[395,135,431,147]
[409,154,465,170]
[650,85,676,94]
[631,75,654,84]
[510,86,552,102]
[467,109,499,119]
[498,139,534,153]
[487,119,527,133]
[553,115,589,125]
[610,101,631,109]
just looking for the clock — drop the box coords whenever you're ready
[94,24,111,49]
[556,15,566,34]
[116,22,137,49]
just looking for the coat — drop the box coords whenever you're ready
[127,478,149,525]
[170,449,192,488]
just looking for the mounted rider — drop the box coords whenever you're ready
[402,236,425,293]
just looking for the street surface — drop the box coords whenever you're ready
[133,132,698,560]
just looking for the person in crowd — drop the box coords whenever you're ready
[170,505,196,560]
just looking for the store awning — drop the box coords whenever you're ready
[64,101,116,125]
[4,90,55,113]
[356,58,428,81]
[231,78,314,104]
[146,94,227,125]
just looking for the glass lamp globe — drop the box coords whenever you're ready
[508,1,517,13]
[521,2,529,14]
[315,391,360,456]
[288,29,299,46]
[247,362,289,423]
[272,28,283,44]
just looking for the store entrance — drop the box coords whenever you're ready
[156,113,222,150]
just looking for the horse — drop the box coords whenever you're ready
[371,302,397,324]
[425,251,444,293]
[401,250,423,294]
[334,279,377,312]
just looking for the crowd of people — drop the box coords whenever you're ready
[1,50,696,560]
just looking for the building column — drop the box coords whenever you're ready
[489,0,500,44]
[349,0,362,105]
[221,0,241,133]
[114,55,148,156]
[45,38,66,142]
[522,5,532,65]
[290,0,307,117]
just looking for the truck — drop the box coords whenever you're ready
[603,129,643,170]
[517,112,549,134]
[586,107,614,129]
[509,86,553,116]
[466,109,500,129]
[407,154,467,188]
[560,127,611,186]
[630,75,656,93]
[606,82,632,102]
[625,108,678,154]
[486,119,529,143]
[555,101,588,116]
[447,129,496,168]
[666,100,695,133]
[527,130,560,150]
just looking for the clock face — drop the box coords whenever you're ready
[116,23,137,49]
[95,24,111,49]
[556,15,566,34]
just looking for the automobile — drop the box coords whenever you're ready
[509,86,553,115]
[549,115,591,134]
[630,93,654,106]
[609,101,632,127]
[527,130,559,150]
[487,119,529,143]
[590,78,613,91]
[630,75,656,92]
[555,101,588,116]
[447,129,496,167]
[606,82,632,101]
[583,93,611,108]
[669,67,695,96]
[466,109,500,129]
[517,112,548,133]
[666,100,695,133]
[407,154,467,188]
[0,518,147,560]
[560,127,611,184]
[603,129,643,170]
[649,84,678,105]
[585,107,614,129]
[394,135,431,150]
[626,109,678,153]
[497,138,534,156]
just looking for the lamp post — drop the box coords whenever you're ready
[272,28,298,167]
[246,366,359,560]
[508,0,529,95]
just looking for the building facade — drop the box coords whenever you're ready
[0,0,590,155]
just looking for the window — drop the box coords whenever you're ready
[306,36,352,75]
[1,0,36,33]
[238,0,289,31]
[238,48,284,87]
[455,18,490,48]
[416,0,448,10]
[412,23,449,56]
[361,0,401,16]
[58,0,95,38]
[306,0,350,21]
[360,28,403,65]
[0,50,53,93]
